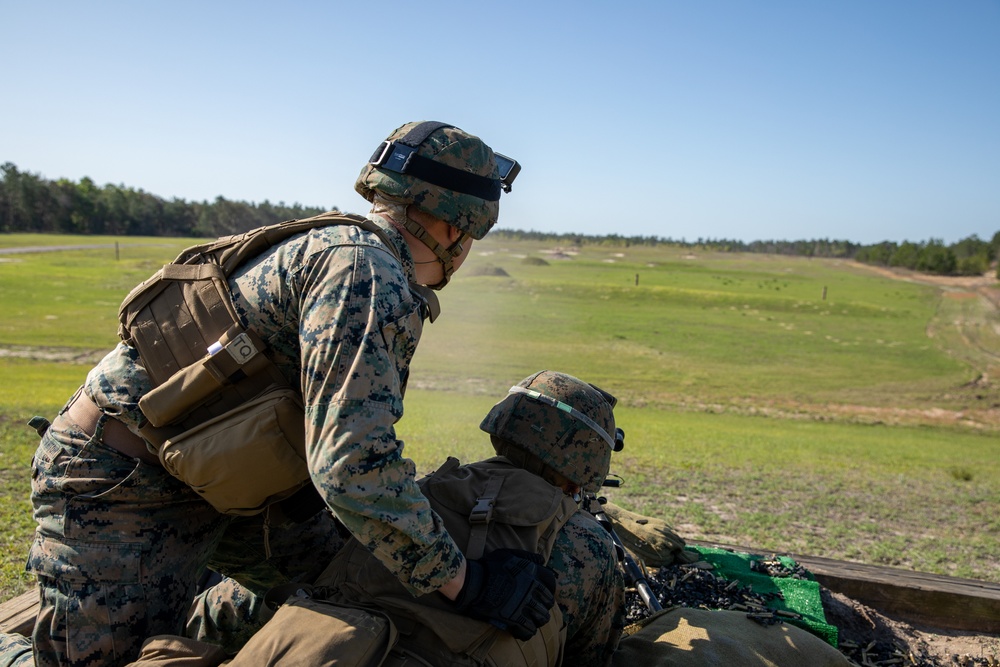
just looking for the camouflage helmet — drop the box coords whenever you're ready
[480,371,620,493]
[355,121,502,240]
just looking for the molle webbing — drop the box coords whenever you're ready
[316,457,575,666]
[117,212,396,436]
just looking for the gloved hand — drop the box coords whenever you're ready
[452,548,557,641]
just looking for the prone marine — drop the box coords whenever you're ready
[123,370,628,667]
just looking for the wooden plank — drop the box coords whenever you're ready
[796,552,1000,634]
[0,590,37,637]
[690,540,1000,634]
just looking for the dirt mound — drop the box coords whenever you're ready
[467,263,510,277]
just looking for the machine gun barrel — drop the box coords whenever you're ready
[609,523,663,613]
[588,490,663,613]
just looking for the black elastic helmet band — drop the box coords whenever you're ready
[369,121,502,202]
[397,121,453,147]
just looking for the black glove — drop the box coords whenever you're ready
[452,548,557,641]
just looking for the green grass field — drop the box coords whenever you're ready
[1,233,998,599]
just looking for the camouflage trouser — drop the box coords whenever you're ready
[0,633,32,667]
[11,400,345,667]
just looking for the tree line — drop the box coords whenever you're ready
[2,162,997,278]
[0,162,329,238]
[490,230,1000,278]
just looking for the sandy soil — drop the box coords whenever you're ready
[823,589,1000,666]
[0,345,107,365]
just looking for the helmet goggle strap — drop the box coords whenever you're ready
[369,121,506,201]
[508,386,619,451]
[400,215,469,290]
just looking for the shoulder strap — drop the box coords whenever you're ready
[421,458,578,564]
[465,473,505,561]
[212,212,400,276]
[172,212,398,276]
[119,212,405,344]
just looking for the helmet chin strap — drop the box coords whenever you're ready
[400,214,468,290]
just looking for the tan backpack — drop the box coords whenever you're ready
[313,456,578,667]
[117,212,431,515]
[129,458,579,667]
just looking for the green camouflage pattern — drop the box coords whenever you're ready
[0,633,32,667]
[93,214,462,593]
[14,215,464,666]
[355,122,501,239]
[226,216,463,593]
[551,510,626,666]
[22,411,343,666]
[481,371,616,493]
[184,576,272,654]
[307,457,624,667]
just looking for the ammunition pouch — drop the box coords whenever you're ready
[228,597,398,667]
[118,213,399,514]
[157,385,308,515]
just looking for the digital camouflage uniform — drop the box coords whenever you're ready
[478,370,628,665]
[9,215,465,667]
[359,456,624,666]
[231,457,624,667]
[206,369,626,667]
[544,509,625,666]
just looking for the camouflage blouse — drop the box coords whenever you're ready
[84,214,464,595]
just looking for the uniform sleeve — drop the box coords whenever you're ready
[548,513,626,667]
[84,343,153,432]
[295,241,464,595]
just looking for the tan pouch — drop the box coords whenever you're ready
[124,636,228,667]
[614,607,850,667]
[227,598,397,667]
[158,386,309,515]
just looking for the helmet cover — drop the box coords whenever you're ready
[355,121,500,239]
[480,371,617,493]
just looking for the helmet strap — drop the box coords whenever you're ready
[400,215,468,290]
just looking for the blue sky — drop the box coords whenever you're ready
[2,1,998,244]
